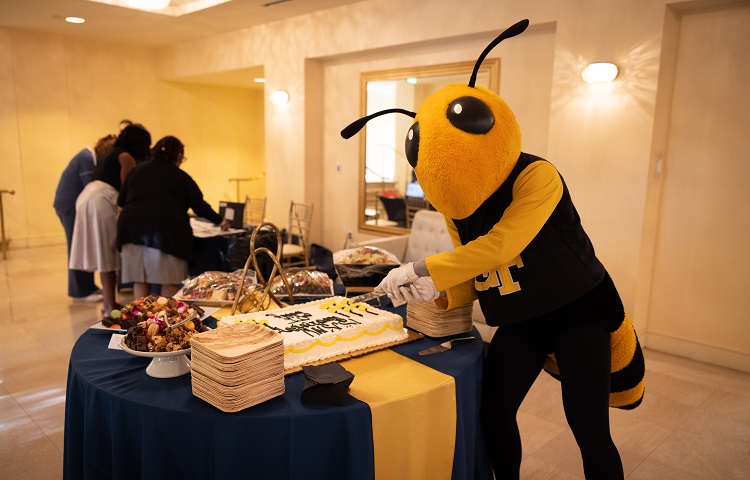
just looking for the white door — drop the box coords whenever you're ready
[646,5,750,370]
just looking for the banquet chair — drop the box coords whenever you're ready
[281,201,314,267]
[405,196,432,228]
[357,209,452,263]
[244,196,267,228]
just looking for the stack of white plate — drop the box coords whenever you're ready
[406,300,473,337]
[190,323,285,412]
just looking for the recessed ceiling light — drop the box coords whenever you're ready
[86,0,231,17]
[126,0,171,10]
[65,16,86,24]
[253,78,266,83]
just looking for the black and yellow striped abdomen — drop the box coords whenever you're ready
[543,312,645,409]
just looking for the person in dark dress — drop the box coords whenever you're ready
[117,136,229,298]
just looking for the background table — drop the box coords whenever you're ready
[190,224,280,279]
[64,307,492,480]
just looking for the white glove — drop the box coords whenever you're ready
[377,262,420,305]
[397,277,440,303]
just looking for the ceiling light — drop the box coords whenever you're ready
[253,78,266,83]
[126,0,171,9]
[581,62,619,84]
[86,0,230,16]
[65,17,86,24]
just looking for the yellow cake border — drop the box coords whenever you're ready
[282,329,423,375]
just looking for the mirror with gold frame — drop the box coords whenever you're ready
[358,59,500,235]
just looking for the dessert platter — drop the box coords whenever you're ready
[269,268,335,299]
[98,295,210,378]
[333,246,401,289]
[119,338,194,378]
[92,295,208,332]
[174,270,258,306]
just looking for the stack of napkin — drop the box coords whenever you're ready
[406,300,473,337]
[301,363,355,406]
[190,323,285,412]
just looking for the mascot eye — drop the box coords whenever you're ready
[447,96,494,134]
[404,122,420,168]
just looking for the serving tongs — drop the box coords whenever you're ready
[162,309,199,331]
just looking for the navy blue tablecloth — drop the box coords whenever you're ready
[64,308,491,480]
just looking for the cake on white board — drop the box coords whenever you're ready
[219,296,408,370]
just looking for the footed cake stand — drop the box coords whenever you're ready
[119,338,191,378]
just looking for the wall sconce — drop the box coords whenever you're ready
[581,62,619,84]
[270,90,290,105]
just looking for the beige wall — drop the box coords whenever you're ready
[2,0,747,370]
[155,0,747,369]
[0,29,264,247]
[156,0,664,313]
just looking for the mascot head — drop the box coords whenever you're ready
[342,19,528,220]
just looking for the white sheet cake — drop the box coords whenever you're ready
[219,296,408,370]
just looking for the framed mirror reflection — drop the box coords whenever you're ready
[358,59,500,235]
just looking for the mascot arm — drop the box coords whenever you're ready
[434,277,476,310]
[431,219,479,309]
[426,161,563,302]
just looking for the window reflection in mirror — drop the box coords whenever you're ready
[358,60,499,235]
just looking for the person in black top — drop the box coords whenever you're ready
[70,124,152,316]
[94,123,152,190]
[117,136,229,298]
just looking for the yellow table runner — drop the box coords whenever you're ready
[213,305,458,479]
[342,350,457,480]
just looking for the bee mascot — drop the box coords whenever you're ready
[342,19,644,480]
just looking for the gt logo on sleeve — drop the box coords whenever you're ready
[475,255,524,295]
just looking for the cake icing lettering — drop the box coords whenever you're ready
[263,310,362,338]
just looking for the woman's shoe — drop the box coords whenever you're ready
[72,292,104,303]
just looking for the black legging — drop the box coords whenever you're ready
[481,319,623,479]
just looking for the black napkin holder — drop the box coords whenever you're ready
[301,363,355,406]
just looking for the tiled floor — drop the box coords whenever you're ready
[1,244,749,479]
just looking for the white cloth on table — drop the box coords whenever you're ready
[69,180,120,273]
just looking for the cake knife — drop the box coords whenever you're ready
[418,336,475,355]
[347,289,388,304]
[348,284,414,307]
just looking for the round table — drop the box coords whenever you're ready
[64,311,491,480]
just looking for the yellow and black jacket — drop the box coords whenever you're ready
[426,154,645,409]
